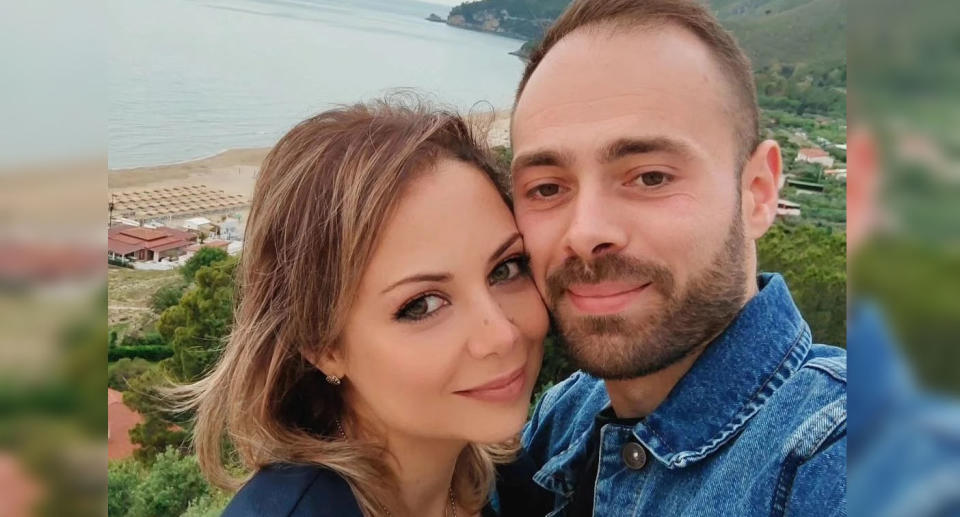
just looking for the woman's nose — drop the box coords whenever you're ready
[465,297,521,359]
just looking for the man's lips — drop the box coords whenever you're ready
[454,365,527,402]
[566,282,651,315]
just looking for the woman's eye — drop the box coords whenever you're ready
[395,294,447,321]
[527,183,561,199]
[633,171,671,187]
[488,255,529,285]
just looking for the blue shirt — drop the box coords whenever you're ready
[513,274,847,516]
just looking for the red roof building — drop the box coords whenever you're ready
[108,388,143,460]
[108,225,197,263]
[795,147,835,167]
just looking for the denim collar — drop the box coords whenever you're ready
[632,273,812,468]
[534,273,812,495]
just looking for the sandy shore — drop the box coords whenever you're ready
[108,111,511,196]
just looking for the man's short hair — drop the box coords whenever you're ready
[516,0,760,168]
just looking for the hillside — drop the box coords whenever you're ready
[443,0,846,68]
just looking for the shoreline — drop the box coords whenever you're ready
[108,110,511,195]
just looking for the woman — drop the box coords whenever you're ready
[178,99,548,517]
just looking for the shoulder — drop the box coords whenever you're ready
[522,371,607,459]
[222,464,363,517]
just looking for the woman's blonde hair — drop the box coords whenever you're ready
[176,98,514,516]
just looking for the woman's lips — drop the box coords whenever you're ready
[455,365,527,403]
[566,282,651,315]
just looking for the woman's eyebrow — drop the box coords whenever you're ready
[488,232,522,264]
[380,272,452,295]
[380,233,521,295]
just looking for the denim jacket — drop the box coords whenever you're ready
[516,273,847,516]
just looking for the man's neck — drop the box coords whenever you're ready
[605,276,760,419]
[604,346,706,419]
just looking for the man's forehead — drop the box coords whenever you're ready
[513,23,732,136]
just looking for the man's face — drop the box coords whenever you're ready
[511,24,751,379]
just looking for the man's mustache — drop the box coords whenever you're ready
[545,254,675,307]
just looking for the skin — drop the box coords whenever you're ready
[511,23,782,418]
[316,159,548,515]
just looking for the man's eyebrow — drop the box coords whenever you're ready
[598,137,696,164]
[511,148,575,176]
[380,273,452,295]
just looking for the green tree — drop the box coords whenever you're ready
[150,281,187,313]
[123,368,190,462]
[107,357,154,391]
[123,448,213,517]
[181,246,229,283]
[159,257,237,383]
[107,459,144,517]
[757,222,846,346]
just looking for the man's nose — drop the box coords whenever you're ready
[563,183,628,261]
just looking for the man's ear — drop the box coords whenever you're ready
[301,343,346,380]
[740,139,782,240]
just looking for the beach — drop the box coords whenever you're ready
[108,112,511,196]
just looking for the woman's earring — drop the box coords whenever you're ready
[325,374,342,386]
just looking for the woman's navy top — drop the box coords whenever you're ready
[222,463,500,517]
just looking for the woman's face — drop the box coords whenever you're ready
[335,159,548,444]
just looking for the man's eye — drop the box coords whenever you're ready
[634,171,671,187]
[488,255,530,285]
[395,294,447,321]
[527,184,561,199]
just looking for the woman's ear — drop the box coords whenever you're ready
[740,139,783,240]
[302,344,346,379]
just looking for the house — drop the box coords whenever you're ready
[786,178,826,194]
[107,224,196,263]
[183,216,221,237]
[185,239,231,255]
[777,199,802,218]
[825,168,847,181]
[795,147,835,168]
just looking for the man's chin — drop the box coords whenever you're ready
[556,321,701,380]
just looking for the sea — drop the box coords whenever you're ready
[108,0,526,170]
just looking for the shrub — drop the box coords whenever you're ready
[108,459,144,517]
[150,282,187,313]
[182,247,229,283]
[108,358,154,391]
[108,345,174,362]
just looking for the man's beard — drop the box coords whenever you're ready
[546,215,748,380]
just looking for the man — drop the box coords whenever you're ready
[503,0,846,515]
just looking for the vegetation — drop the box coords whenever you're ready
[451,0,847,71]
[756,62,846,118]
[180,247,229,283]
[108,448,218,517]
[150,282,187,313]
[108,345,174,362]
[158,256,237,383]
[757,221,846,347]
[108,358,156,391]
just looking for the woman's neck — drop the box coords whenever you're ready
[383,431,465,517]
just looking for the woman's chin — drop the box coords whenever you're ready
[460,398,533,444]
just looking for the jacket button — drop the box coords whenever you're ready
[621,442,647,470]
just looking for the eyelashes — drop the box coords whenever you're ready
[392,253,531,323]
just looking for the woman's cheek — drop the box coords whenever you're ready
[506,282,550,344]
